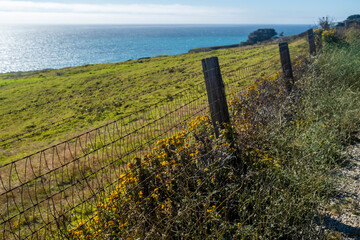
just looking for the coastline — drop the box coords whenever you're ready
[0,24,310,74]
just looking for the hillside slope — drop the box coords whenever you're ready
[0,38,307,163]
[64,27,360,239]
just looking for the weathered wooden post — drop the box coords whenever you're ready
[136,157,149,238]
[307,29,316,56]
[202,57,230,137]
[315,30,323,52]
[278,42,293,92]
[136,157,147,198]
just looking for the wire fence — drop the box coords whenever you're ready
[0,44,280,147]
[0,45,283,149]
[0,43,274,120]
[0,34,310,239]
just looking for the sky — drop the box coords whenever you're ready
[0,0,358,25]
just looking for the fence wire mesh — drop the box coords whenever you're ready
[0,34,310,239]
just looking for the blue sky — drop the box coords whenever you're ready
[0,0,358,25]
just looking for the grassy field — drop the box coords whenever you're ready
[65,27,360,239]
[0,37,307,164]
[0,35,309,239]
[2,25,358,239]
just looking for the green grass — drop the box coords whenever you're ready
[2,26,355,239]
[64,27,360,239]
[0,37,307,164]
[0,36,308,239]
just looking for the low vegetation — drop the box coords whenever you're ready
[0,37,306,164]
[1,34,308,240]
[66,26,360,239]
[3,23,359,239]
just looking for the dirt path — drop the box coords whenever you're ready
[321,134,360,239]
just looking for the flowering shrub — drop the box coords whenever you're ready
[68,86,290,239]
[67,56,334,239]
[314,27,342,46]
[322,28,340,44]
[68,114,247,239]
[314,28,323,36]
[313,28,324,50]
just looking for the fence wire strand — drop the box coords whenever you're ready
[0,34,311,239]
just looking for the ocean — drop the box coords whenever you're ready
[0,24,311,73]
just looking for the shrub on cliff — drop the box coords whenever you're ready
[336,14,360,27]
[347,14,360,20]
[240,28,277,46]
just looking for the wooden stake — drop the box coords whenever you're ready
[279,42,293,92]
[202,57,230,137]
[307,29,316,56]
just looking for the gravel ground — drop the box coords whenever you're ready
[320,135,360,239]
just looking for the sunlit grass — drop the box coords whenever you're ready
[0,37,306,164]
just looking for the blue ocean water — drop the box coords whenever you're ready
[0,24,311,73]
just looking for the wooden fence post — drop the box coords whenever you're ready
[315,30,323,52]
[307,29,316,56]
[278,42,293,92]
[136,157,150,239]
[202,57,230,137]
